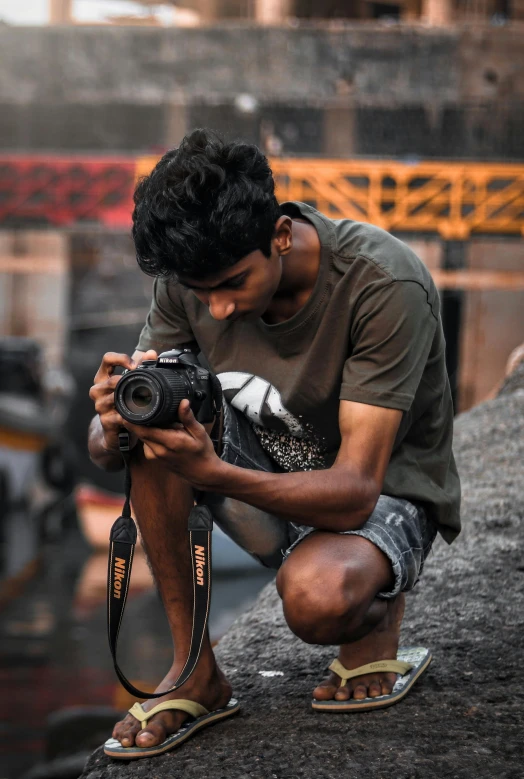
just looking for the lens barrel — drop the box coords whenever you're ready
[115,367,192,426]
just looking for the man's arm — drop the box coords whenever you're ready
[207,400,402,531]
[126,399,402,532]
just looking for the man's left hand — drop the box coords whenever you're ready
[123,400,223,490]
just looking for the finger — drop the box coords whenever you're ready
[100,411,126,430]
[143,442,169,460]
[133,349,159,368]
[95,392,118,414]
[122,422,177,448]
[89,374,121,402]
[99,405,124,422]
[142,350,158,361]
[93,382,125,415]
[94,352,135,384]
[177,400,204,436]
[143,443,158,460]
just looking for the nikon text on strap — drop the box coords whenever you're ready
[106,430,213,699]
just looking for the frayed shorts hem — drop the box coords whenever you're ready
[285,495,437,599]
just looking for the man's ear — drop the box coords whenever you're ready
[273,216,293,256]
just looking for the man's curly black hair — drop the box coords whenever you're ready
[132,129,282,281]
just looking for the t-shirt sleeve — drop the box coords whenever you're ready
[340,280,438,412]
[136,278,197,353]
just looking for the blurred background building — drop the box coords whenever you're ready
[42,1,524,26]
[0,2,523,777]
[1,0,523,413]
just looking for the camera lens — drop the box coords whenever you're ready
[115,367,191,426]
[122,381,156,415]
[131,385,152,408]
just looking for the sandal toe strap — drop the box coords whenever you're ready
[329,657,413,687]
[129,699,209,730]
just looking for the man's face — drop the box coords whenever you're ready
[178,248,283,323]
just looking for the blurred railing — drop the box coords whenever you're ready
[270,159,524,240]
[1,155,524,240]
[0,156,136,228]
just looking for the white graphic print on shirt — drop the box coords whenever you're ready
[217,371,328,471]
[217,371,304,435]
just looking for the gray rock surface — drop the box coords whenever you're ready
[82,368,524,779]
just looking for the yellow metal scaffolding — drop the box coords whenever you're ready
[270,159,524,240]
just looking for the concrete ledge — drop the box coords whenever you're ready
[82,366,524,778]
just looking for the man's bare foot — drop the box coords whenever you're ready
[112,657,232,748]
[312,593,405,702]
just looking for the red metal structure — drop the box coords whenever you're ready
[0,156,136,228]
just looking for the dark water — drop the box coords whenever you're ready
[0,528,273,779]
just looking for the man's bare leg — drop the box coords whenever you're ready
[276,532,404,701]
[112,446,232,748]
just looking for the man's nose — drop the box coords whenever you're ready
[208,293,235,321]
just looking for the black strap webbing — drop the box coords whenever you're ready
[106,434,213,699]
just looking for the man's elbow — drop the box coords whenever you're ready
[88,450,124,473]
[337,479,380,532]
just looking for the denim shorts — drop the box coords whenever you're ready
[203,401,437,599]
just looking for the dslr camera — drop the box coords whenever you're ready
[114,349,221,427]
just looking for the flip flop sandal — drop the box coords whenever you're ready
[311,646,431,712]
[104,697,240,759]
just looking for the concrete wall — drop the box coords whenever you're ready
[459,237,524,410]
[0,24,523,157]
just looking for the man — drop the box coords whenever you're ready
[89,129,461,759]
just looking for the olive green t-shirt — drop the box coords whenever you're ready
[137,201,461,543]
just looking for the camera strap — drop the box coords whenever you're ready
[106,430,213,699]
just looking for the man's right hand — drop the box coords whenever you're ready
[88,350,157,460]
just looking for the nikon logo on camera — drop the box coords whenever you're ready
[194,545,206,586]
[113,557,126,599]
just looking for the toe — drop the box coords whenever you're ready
[135,722,168,748]
[312,685,337,700]
[334,685,350,701]
[113,716,141,747]
[380,673,397,696]
[352,683,369,700]
[312,672,340,700]
[134,710,189,748]
[313,667,399,703]
[368,680,383,698]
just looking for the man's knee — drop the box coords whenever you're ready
[277,532,393,644]
[277,551,362,644]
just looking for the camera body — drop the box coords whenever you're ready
[114,349,219,427]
